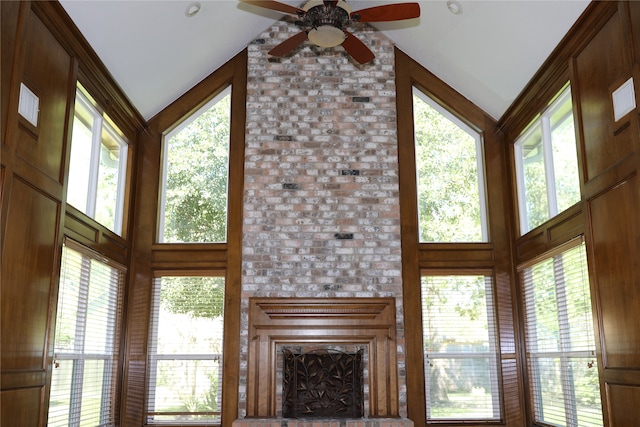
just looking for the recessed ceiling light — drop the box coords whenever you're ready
[447,0,462,15]
[185,2,201,17]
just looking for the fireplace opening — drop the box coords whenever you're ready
[282,348,364,418]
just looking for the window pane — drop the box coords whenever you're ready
[159,88,231,243]
[413,89,487,242]
[147,276,225,424]
[549,97,580,214]
[148,360,222,421]
[519,123,548,231]
[515,85,580,234]
[48,241,124,427]
[95,123,126,233]
[530,357,567,426]
[522,242,603,427]
[79,359,106,426]
[421,275,500,420]
[427,358,496,419]
[67,100,94,215]
[48,360,73,426]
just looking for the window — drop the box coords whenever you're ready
[421,275,501,421]
[67,86,128,235]
[521,241,603,427]
[48,239,125,426]
[146,276,225,424]
[158,87,231,243]
[514,85,580,234]
[413,88,488,242]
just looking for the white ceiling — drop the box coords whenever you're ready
[59,0,590,121]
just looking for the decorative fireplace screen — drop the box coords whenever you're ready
[282,349,364,418]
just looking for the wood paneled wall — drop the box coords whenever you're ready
[500,2,640,425]
[1,2,143,426]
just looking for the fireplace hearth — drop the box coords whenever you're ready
[282,348,364,418]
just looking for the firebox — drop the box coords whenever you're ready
[282,348,364,418]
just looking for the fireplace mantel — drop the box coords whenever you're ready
[245,297,400,419]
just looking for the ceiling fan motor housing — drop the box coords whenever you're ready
[303,0,352,47]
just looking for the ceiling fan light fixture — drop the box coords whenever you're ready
[308,25,346,47]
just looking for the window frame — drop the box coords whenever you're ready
[67,86,129,235]
[157,86,232,244]
[48,238,126,427]
[420,272,502,422]
[513,84,579,235]
[518,238,603,427]
[145,274,226,425]
[412,87,489,243]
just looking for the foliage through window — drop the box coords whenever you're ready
[67,85,128,235]
[158,87,231,243]
[413,88,488,242]
[521,241,603,427]
[421,275,501,421]
[48,239,125,426]
[514,85,580,234]
[146,276,225,424]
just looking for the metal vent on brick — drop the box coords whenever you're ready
[282,348,364,418]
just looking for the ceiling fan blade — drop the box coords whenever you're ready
[268,31,309,56]
[239,0,305,15]
[341,31,375,64]
[324,0,339,6]
[351,3,420,22]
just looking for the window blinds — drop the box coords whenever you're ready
[421,275,501,421]
[48,240,125,427]
[146,276,225,425]
[522,242,603,427]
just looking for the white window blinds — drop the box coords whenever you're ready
[146,276,225,425]
[521,241,603,427]
[421,275,501,421]
[48,240,125,427]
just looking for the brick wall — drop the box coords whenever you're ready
[240,20,405,418]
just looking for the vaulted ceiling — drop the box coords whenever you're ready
[59,0,590,121]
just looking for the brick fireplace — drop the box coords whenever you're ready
[240,16,409,427]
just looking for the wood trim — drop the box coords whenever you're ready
[222,48,248,427]
[245,297,399,419]
[394,47,425,425]
[63,206,129,265]
[515,204,585,265]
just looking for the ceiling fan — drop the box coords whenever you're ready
[240,0,420,64]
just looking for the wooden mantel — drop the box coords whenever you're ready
[245,297,400,419]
